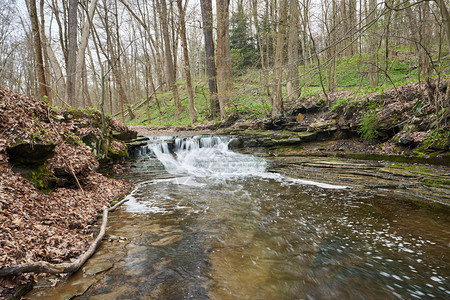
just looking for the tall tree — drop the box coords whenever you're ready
[177,0,197,124]
[75,0,99,104]
[286,0,300,102]
[66,0,77,106]
[230,3,258,72]
[349,0,357,55]
[157,0,182,120]
[301,0,312,64]
[98,0,129,120]
[216,0,232,119]
[200,0,220,118]
[272,0,287,118]
[368,0,378,86]
[39,0,51,104]
[251,0,271,97]
[328,0,337,92]
[435,0,450,109]
[27,0,48,100]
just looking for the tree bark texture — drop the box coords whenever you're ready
[75,0,99,105]
[368,0,378,86]
[66,0,77,106]
[272,0,287,118]
[177,0,197,124]
[200,0,220,118]
[158,0,182,120]
[252,0,271,98]
[39,0,51,103]
[287,0,300,102]
[216,0,232,119]
[27,0,48,100]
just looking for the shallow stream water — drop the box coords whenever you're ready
[29,136,450,299]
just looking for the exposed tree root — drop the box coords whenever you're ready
[0,199,128,277]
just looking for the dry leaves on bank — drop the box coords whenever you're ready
[0,88,128,297]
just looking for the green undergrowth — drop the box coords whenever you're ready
[123,51,449,127]
[23,165,57,194]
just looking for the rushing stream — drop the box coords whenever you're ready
[30,135,450,299]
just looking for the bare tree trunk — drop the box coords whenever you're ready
[39,0,51,104]
[82,58,92,107]
[384,0,392,81]
[177,0,197,124]
[157,0,182,120]
[272,0,287,118]
[27,0,48,100]
[270,0,278,62]
[287,0,300,102]
[328,0,337,92]
[368,0,378,86]
[349,0,357,55]
[252,0,271,98]
[152,0,165,90]
[66,0,77,106]
[98,0,129,121]
[216,0,232,119]
[45,38,66,103]
[264,0,271,74]
[200,0,220,118]
[50,0,67,65]
[114,0,128,121]
[437,0,450,50]
[169,0,179,85]
[120,0,163,117]
[301,0,311,64]
[87,42,99,105]
[75,0,99,106]
[420,2,432,78]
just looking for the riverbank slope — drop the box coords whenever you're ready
[0,88,133,298]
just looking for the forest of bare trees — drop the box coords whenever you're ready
[0,0,449,123]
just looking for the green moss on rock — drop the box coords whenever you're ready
[22,165,58,194]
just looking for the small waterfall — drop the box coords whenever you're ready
[138,135,266,177]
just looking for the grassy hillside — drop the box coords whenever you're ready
[123,52,449,127]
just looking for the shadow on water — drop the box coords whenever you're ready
[28,136,450,299]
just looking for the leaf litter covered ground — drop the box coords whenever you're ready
[0,88,128,297]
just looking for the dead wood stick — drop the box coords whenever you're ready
[70,166,84,193]
[109,198,128,212]
[0,207,109,277]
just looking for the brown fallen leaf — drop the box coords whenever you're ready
[12,218,23,229]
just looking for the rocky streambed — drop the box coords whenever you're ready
[126,130,449,206]
[27,134,450,299]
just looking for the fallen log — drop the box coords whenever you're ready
[0,199,128,277]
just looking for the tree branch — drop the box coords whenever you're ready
[0,197,128,277]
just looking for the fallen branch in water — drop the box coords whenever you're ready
[0,198,128,277]
[109,197,128,212]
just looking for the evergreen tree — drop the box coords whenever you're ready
[230,4,258,73]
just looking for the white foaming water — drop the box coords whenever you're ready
[135,135,349,190]
[145,135,267,177]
